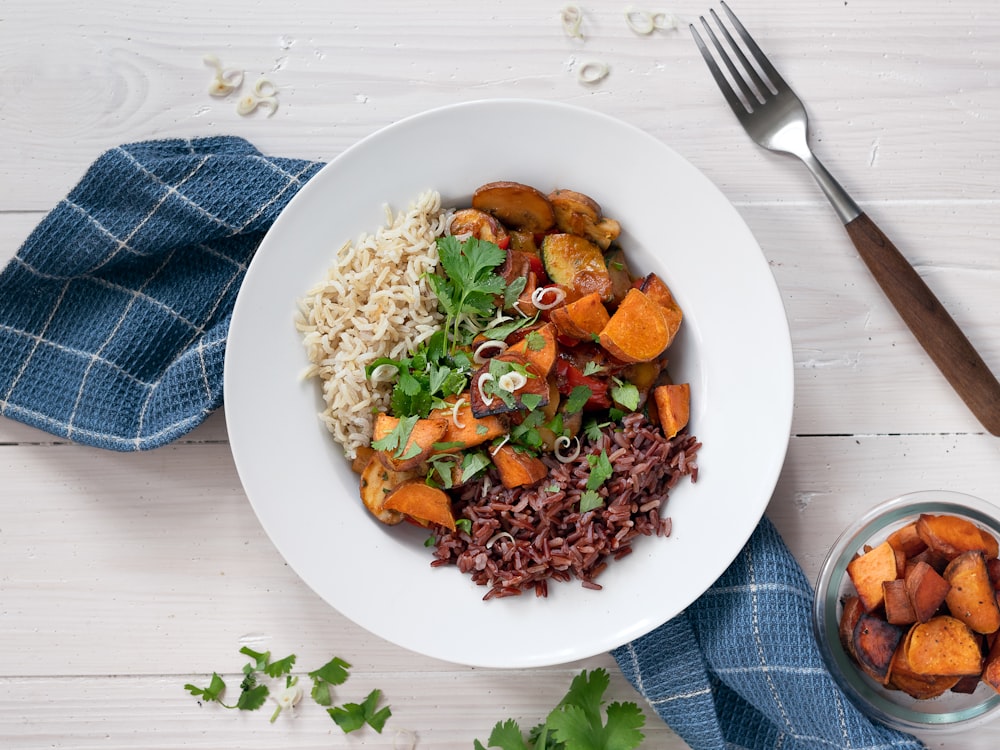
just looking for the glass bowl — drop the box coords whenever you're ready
[813,490,1000,732]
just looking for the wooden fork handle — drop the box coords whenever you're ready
[845,212,1000,436]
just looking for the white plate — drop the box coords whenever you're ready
[225,99,794,668]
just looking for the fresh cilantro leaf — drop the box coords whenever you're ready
[564,385,593,414]
[239,646,270,674]
[477,718,532,750]
[265,654,296,679]
[476,669,645,750]
[586,450,614,491]
[455,518,473,534]
[520,392,544,411]
[236,673,269,711]
[185,673,227,704]
[328,689,391,734]
[583,418,607,442]
[525,330,546,351]
[608,407,626,422]
[460,451,491,483]
[583,361,604,377]
[307,656,351,706]
[481,314,536,341]
[424,534,436,547]
[504,276,528,308]
[579,489,604,513]
[433,235,509,347]
[610,380,640,411]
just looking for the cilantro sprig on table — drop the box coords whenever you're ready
[184,648,390,734]
[475,668,646,750]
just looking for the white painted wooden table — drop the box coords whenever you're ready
[2,1,999,747]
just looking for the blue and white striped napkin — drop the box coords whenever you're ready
[0,137,925,748]
[613,516,926,749]
[0,136,321,450]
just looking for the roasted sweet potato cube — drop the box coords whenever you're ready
[883,579,917,625]
[889,636,961,699]
[506,323,558,377]
[373,414,449,471]
[906,547,949,575]
[906,616,983,677]
[839,595,865,659]
[428,398,506,450]
[916,513,1000,560]
[853,612,904,684]
[382,479,456,531]
[944,550,1000,634]
[652,383,691,439]
[492,444,548,489]
[598,288,673,363]
[905,560,951,623]
[887,521,928,558]
[847,540,899,612]
[548,293,610,342]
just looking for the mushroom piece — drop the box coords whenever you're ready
[472,181,555,233]
[548,188,621,250]
[448,208,510,246]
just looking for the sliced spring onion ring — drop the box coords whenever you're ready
[473,339,508,364]
[489,435,510,456]
[561,5,584,39]
[203,54,244,97]
[486,531,516,549]
[652,12,679,30]
[577,60,610,85]
[497,370,527,393]
[554,435,581,462]
[531,286,566,310]
[624,7,655,35]
[477,373,496,405]
[451,398,467,428]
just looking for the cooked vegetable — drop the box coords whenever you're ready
[491,444,548,489]
[944,550,1000,634]
[652,383,690,439]
[839,595,864,660]
[472,181,555,233]
[505,324,558,377]
[984,633,1000,691]
[359,455,412,525]
[847,540,898,613]
[382,480,457,531]
[469,353,549,418]
[916,513,1000,560]
[548,188,622,250]
[598,288,671,363]
[889,640,960,699]
[887,520,928,558]
[548,291,611,341]
[428,399,506,450]
[449,208,510,247]
[604,246,635,306]
[883,578,917,625]
[540,233,613,301]
[853,612,903,684]
[903,559,951,623]
[372,414,449,471]
[639,272,683,349]
[905,615,983,677]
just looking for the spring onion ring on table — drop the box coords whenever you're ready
[297,180,699,600]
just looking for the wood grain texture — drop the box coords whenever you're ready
[3,1,1000,748]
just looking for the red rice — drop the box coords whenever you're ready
[430,411,700,599]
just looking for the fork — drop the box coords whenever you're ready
[691,2,1000,436]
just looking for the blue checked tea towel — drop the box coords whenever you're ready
[0,137,926,749]
[613,516,926,750]
[0,136,322,450]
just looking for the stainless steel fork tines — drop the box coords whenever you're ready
[691,3,1000,436]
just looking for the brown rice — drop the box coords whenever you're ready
[295,191,447,458]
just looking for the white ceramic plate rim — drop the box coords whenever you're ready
[224,99,794,668]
